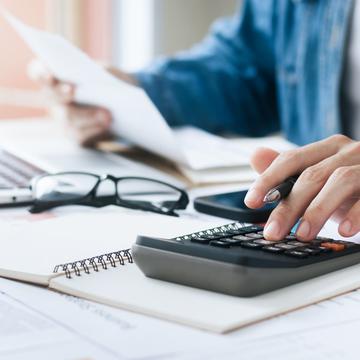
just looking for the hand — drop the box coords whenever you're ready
[244,135,360,241]
[28,59,137,147]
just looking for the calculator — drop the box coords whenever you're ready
[132,223,360,297]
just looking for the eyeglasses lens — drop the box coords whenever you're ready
[116,179,181,212]
[33,174,99,202]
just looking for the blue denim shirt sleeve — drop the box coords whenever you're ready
[135,0,280,137]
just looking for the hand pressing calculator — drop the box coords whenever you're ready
[132,223,360,297]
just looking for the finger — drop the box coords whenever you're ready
[65,103,111,129]
[244,135,352,209]
[27,59,58,86]
[67,106,111,131]
[28,58,75,104]
[250,147,279,174]
[296,165,360,240]
[75,125,112,147]
[105,65,138,86]
[263,152,357,240]
[331,198,358,222]
[339,199,360,237]
[53,82,76,104]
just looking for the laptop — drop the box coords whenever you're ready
[0,147,45,205]
[0,144,180,207]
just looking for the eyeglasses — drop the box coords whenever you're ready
[29,172,189,216]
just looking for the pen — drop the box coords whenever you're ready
[263,175,299,203]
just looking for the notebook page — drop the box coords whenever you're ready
[0,208,221,285]
[49,259,360,334]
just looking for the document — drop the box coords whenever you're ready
[0,277,229,359]
[0,286,121,360]
[185,289,360,360]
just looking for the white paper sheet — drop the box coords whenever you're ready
[0,286,121,360]
[0,277,229,359]
[185,290,360,360]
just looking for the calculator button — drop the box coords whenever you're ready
[320,242,345,252]
[275,243,298,250]
[202,234,221,240]
[241,225,264,233]
[286,241,307,247]
[253,239,276,246]
[240,241,263,249]
[210,240,231,248]
[302,247,321,255]
[262,246,284,253]
[222,238,243,245]
[191,237,211,244]
[333,240,355,247]
[318,246,332,253]
[284,250,309,258]
[232,235,253,241]
[224,229,247,236]
[211,232,228,238]
[245,233,264,239]
[316,236,333,241]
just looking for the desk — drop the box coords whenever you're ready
[0,118,359,360]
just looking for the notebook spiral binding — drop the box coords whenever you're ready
[53,249,133,279]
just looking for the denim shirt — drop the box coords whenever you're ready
[136,0,353,146]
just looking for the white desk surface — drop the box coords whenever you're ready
[0,118,359,360]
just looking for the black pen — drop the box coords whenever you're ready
[263,175,299,203]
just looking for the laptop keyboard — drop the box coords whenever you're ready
[0,149,45,189]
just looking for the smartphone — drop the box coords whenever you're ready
[194,190,277,223]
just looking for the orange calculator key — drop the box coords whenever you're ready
[320,242,345,252]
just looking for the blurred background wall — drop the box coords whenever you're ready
[0,0,238,118]
[154,0,238,56]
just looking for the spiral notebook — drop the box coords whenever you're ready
[0,209,220,284]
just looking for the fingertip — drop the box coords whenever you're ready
[338,220,354,237]
[56,83,75,104]
[244,188,264,208]
[263,220,283,241]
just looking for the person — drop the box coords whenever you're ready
[32,0,360,241]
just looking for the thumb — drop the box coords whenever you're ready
[250,147,279,174]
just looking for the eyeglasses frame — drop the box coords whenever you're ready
[29,171,189,216]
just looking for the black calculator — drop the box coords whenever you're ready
[132,223,360,297]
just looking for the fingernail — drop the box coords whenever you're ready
[297,220,311,239]
[340,220,353,236]
[244,188,261,205]
[264,220,280,239]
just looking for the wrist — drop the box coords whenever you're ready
[105,65,138,86]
